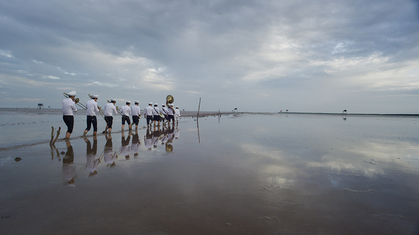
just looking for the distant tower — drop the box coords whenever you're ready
[38,103,44,109]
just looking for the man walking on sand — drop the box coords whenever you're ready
[83,95,100,136]
[145,102,153,126]
[120,101,132,131]
[152,103,162,126]
[161,104,169,125]
[131,101,141,130]
[62,91,77,139]
[175,106,181,125]
[103,99,117,133]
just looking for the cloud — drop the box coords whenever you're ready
[0,0,418,112]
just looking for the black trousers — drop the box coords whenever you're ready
[63,115,74,133]
[85,116,98,132]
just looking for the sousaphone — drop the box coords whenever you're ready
[166,95,174,112]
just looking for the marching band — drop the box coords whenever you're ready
[62,91,180,138]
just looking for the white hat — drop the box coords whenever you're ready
[169,104,173,106]
[126,101,131,104]
[111,99,116,103]
[135,101,139,104]
[149,102,153,105]
[162,104,165,107]
[90,95,98,99]
[176,106,179,108]
[154,103,158,106]
[67,91,76,96]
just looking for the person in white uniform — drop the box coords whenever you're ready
[167,104,175,125]
[145,102,154,126]
[119,101,132,130]
[103,99,117,133]
[152,103,161,126]
[62,91,77,139]
[83,95,100,136]
[175,106,181,125]
[161,104,169,125]
[131,101,141,130]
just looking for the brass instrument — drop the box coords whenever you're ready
[63,92,87,110]
[166,95,175,112]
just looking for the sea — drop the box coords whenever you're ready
[0,108,419,234]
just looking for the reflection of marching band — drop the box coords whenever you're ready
[62,91,181,138]
[60,126,180,186]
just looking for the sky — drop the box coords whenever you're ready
[0,0,419,113]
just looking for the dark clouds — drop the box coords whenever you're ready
[0,0,418,113]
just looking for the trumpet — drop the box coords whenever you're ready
[63,93,87,110]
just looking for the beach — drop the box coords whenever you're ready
[1,108,419,234]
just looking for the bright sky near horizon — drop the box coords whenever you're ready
[1,0,419,113]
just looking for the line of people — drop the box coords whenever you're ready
[62,91,181,139]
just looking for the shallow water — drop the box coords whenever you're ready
[1,110,419,234]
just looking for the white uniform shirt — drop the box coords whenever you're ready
[120,105,131,116]
[62,98,77,115]
[86,99,100,116]
[152,106,159,116]
[175,109,180,117]
[131,105,141,116]
[167,107,174,115]
[161,107,168,115]
[104,103,117,117]
[145,106,154,116]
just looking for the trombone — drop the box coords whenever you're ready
[63,92,87,110]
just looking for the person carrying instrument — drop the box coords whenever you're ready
[161,104,169,125]
[145,102,154,126]
[83,95,100,136]
[131,101,141,130]
[120,101,132,131]
[104,99,117,133]
[62,91,77,139]
[167,103,175,125]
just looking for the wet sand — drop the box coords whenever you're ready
[1,110,419,234]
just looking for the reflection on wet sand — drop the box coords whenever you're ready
[62,140,76,185]
[2,114,419,235]
[144,124,180,152]
[84,137,99,177]
[120,132,131,160]
[104,133,116,168]
[131,130,140,158]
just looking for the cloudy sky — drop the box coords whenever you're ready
[1,0,419,113]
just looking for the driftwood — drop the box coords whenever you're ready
[53,127,61,145]
[50,126,61,160]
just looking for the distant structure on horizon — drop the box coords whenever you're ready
[342,109,347,114]
[37,103,44,109]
